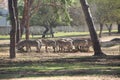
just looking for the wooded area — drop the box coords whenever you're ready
[0,0,120,79]
[8,0,112,58]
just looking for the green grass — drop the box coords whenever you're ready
[0,35,10,39]
[0,56,120,79]
[54,32,89,37]
[0,30,118,39]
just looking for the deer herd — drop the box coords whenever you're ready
[16,37,93,53]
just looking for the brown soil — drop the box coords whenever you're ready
[5,76,120,80]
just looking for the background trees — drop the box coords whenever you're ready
[88,0,120,37]
[8,0,120,58]
[30,0,76,38]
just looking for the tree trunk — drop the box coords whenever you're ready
[42,26,49,38]
[8,0,17,58]
[13,0,20,43]
[105,23,112,36]
[49,26,54,38]
[80,0,105,56]
[99,23,103,38]
[20,0,39,38]
[24,0,30,40]
[117,23,120,33]
[20,2,26,39]
[23,0,32,51]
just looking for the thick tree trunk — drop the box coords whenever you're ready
[99,23,103,38]
[8,0,17,58]
[42,26,49,38]
[80,0,105,56]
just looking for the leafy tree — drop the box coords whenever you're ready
[69,3,86,26]
[30,0,76,38]
[18,0,75,38]
[17,0,41,40]
[89,0,120,37]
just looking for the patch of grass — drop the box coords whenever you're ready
[0,35,10,39]
[54,32,89,37]
[0,56,120,79]
[0,30,118,39]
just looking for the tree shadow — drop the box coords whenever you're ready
[0,55,120,79]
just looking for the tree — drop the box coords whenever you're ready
[80,0,105,56]
[18,0,41,39]
[30,0,76,38]
[89,0,120,36]
[14,0,20,43]
[8,0,18,58]
[69,5,86,26]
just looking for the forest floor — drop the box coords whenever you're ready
[0,35,120,80]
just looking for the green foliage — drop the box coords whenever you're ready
[17,0,24,19]
[89,0,120,24]
[30,0,76,26]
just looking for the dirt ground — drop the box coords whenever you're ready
[4,76,120,80]
[0,35,120,80]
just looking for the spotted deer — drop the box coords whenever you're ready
[41,39,56,52]
[72,38,93,52]
[72,38,88,51]
[16,40,42,52]
[56,38,73,52]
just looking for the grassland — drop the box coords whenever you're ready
[0,30,118,39]
[0,51,120,79]
[0,31,120,80]
[0,44,120,79]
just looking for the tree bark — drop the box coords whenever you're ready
[24,0,30,40]
[80,0,105,56]
[23,0,32,51]
[13,0,20,43]
[99,23,103,38]
[8,0,17,58]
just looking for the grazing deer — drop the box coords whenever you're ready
[72,38,93,52]
[16,40,42,52]
[84,38,93,52]
[41,39,56,52]
[56,38,73,52]
[72,38,88,51]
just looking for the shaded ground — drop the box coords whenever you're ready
[0,52,120,80]
[0,35,120,80]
